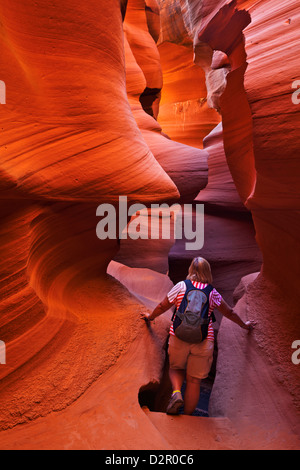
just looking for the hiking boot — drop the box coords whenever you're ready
[166,391,183,415]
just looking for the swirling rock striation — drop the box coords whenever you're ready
[0,0,299,450]
[0,0,180,430]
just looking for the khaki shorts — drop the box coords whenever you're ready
[168,335,214,380]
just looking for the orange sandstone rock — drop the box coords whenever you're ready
[193,0,300,438]
[0,0,299,451]
[124,0,210,202]
[0,0,179,432]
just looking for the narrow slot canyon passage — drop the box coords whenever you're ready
[119,200,263,419]
[138,336,217,417]
[123,0,262,423]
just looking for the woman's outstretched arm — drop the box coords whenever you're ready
[141,296,174,322]
[217,299,256,330]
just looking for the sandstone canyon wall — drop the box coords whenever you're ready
[0,0,299,450]
[0,0,179,431]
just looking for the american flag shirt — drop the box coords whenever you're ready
[167,280,222,342]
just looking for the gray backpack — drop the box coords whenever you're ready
[172,280,215,343]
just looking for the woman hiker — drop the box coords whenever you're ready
[141,257,256,416]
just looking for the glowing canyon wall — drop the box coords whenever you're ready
[0,0,177,431]
[163,0,300,442]
[0,0,299,449]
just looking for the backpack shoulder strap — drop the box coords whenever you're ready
[184,279,194,291]
[202,284,214,296]
[202,284,216,322]
[175,279,194,316]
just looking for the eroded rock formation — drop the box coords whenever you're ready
[170,0,300,441]
[0,0,299,450]
[0,0,178,430]
[124,0,210,202]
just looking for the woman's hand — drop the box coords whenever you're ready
[140,312,153,322]
[245,320,257,330]
[140,296,173,324]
